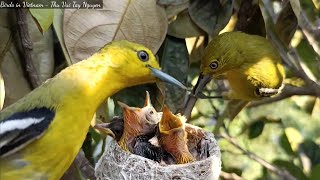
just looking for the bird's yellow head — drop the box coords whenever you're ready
[200,34,233,77]
[97,40,186,89]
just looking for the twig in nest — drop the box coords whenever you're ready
[220,131,295,180]
[15,4,41,88]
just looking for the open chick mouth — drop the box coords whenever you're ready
[159,106,183,133]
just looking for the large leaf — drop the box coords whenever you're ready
[289,0,302,23]
[285,127,303,152]
[275,0,298,46]
[310,164,320,180]
[157,0,189,19]
[189,0,233,36]
[279,132,295,156]
[0,9,12,64]
[64,0,167,63]
[273,159,308,180]
[186,36,206,64]
[247,119,265,139]
[235,0,266,36]
[157,36,189,113]
[29,9,54,33]
[0,70,4,110]
[25,12,55,83]
[53,9,72,65]
[168,10,205,38]
[299,139,320,168]
[157,0,189,5]
[0,44,31,107]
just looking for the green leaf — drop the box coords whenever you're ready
[248,119,265,139]
[275,0,298,46]
[289,0,302,23]
[157,0,189,6]
[189,0,233,35]
[299,139,320,168]
[29,9,54,33]
[168,10,205,38]
[53,9,72,65]
[273,159,308,180]
[157,35,189,113]
[235,0,266,36]
[310,164,320,180]
[159,0,189,19]
[296,39,320,80]
[279,132,295,156]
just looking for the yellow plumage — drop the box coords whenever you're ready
[194,32,286,133]
[0,41,184,179]
[201,31,285,100]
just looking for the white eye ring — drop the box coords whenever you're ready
[209,61,218,69]
[137,50,149,61]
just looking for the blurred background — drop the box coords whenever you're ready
[0,0,319,179]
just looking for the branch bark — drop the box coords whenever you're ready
[248,84,320,107]
[15,3,41,88]
[220,132,296,180]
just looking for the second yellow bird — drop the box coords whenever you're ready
[197,31,285,100]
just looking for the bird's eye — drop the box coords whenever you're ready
[137,50,149,62]
[209,61,218,69]
[149,110,154,115]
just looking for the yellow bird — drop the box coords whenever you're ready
[0,41,186,180]
[198,31,285,100]
[193,32,285,132]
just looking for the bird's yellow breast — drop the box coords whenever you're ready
[225,57,284,100]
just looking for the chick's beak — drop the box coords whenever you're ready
[159,106,183,133]
[148,66,187,90]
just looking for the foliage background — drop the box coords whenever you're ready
[0,0,319,179]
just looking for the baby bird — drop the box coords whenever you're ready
[158,106,195,164]
[94,92,163,160]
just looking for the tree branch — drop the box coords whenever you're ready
[15,4,41,88]
[220,132,295,180]
[220,171,244,180]
[248,83,320,107]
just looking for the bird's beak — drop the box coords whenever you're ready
[94,123,116,138]
[144,91,152,107]
[159,106,183,133]
[148,66,187,90]
[193,73,212,96]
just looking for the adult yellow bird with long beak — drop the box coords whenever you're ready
[0,41,186,180]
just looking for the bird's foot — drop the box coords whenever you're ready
[255,87,279,97]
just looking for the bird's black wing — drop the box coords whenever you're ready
[0,107,55,157]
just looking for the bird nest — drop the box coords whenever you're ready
[95,132,221,180]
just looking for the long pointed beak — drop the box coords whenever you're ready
[193,73,212,95]
[148,67,187,90]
